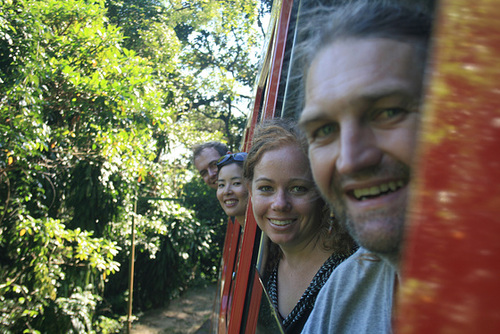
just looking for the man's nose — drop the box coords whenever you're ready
[336,125,382,175]
[209,166,218,177]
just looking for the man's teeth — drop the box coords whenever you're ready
[353,180,404,200]
[269,219,293,226]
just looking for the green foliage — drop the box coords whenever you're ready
[181,177,227,279]
[105,0,261,151]
[0,215,119,333]
[1,0,262,331]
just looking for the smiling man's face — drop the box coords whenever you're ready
[194,147,222,190]
[299,38,424,256]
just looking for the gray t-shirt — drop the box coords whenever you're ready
[301,247,396,333]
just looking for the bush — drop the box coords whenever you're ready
[0,216,120,333]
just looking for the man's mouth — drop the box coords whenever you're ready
[268,219,294,226]
[351,180,405,201]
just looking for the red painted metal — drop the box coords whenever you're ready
[243,85,263,152]
[262,0,294,120]
[397,0,500,332]
[213,217,232,333]
[227,201,258,333]
[217,219,241,333]
[226,1,295,332]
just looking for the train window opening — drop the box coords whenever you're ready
[209,1,500,333]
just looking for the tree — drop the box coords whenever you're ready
[106,0,263,152]
[1,0,263,331]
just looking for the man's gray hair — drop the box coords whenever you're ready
[192,141,228,163]
[287,0,434,118]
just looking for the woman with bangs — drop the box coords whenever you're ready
[216,152,249,228]
[243,118,357,333]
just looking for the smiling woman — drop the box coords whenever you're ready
[216,152,249,227]
[242,118,356,333]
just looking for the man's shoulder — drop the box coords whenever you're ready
[330,247,392,282]
[310,247,396,316]
[301,248,396,333]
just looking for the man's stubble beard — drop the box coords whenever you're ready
[324,163,410,256]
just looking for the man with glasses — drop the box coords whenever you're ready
[192,141,228,190]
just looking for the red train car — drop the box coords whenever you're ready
[212,0,500,332]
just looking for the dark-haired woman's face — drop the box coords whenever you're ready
[217,163,248,224]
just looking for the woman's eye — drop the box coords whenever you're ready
[290,185,308,193]
[217,183,225,189]
[258,185,272,192]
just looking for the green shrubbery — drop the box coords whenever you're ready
[0,0,261,332]
[0,215,120,332]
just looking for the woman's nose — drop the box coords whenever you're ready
[271,189,291,211]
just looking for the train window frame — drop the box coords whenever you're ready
[211,0,500,332]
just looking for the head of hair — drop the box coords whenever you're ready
[192,141,228,163]
[243,118,308,182]
[297,1,432,71]
[216,152,247,177]
[288,1,433,117]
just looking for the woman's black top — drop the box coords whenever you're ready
[266,252,354,333]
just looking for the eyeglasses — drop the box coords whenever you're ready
[216,152,247,169]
